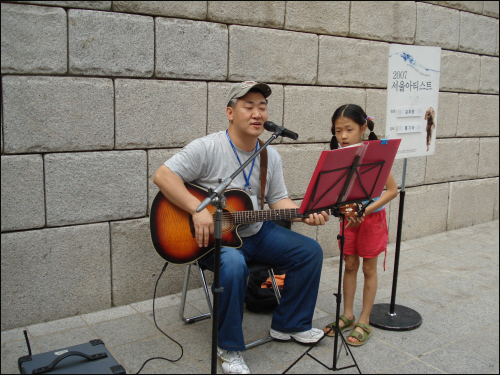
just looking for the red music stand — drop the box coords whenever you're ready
[299,139,400,215]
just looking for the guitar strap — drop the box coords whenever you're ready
[258,139,268,210]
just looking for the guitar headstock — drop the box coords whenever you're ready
[339,203,361,218]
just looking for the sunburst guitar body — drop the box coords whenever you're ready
[150,183,361,264]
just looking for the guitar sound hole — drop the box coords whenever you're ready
[220,209,235,233]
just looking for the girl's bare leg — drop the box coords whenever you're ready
[348,256,378,343]
[342,254,360,325]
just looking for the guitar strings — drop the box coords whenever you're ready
[216,208,345,220]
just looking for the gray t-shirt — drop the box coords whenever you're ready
[165,131,289,237]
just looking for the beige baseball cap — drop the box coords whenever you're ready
[226,81,272,106]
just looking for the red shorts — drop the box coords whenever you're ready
[338,209,388,268]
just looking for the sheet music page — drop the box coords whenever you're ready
[299,144,364,214]
[344,139,401,202]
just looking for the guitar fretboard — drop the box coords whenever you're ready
[232,208,334,224]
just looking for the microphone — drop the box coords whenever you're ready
[263,121,299,140]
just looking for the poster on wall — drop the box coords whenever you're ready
[385,44,441,159]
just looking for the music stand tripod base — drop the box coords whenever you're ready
[370,303,422,331]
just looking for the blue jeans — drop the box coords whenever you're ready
[198,221,323,351]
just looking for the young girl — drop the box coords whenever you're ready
[323,104,398,346]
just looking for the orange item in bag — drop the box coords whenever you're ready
[261,274,285,289]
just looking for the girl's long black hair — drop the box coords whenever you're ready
[330,104,378,150]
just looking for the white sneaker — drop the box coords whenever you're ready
[270,327,324,343]
[217,347,251,374]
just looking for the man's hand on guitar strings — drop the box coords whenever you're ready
[193,209,214,247]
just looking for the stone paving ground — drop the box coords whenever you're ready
[1,220,498,374]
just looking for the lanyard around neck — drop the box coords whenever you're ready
[226,130,259,192]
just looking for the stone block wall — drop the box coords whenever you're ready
[1,1,498,330]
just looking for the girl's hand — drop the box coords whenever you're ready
[345,213,365,228]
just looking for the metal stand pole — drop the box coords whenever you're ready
[329,214,359,371]
[369,158,422,331]
[211,201,224,374]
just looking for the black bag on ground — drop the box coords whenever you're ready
[245,270,282,313]
[244,220,290,313]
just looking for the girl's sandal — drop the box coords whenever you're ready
[323,315,356,337]
[347,323,373,346]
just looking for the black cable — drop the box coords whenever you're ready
[135,262,184,374]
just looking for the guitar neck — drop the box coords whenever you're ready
[233,208,333,224]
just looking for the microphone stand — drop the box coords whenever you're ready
[196,130,282,374]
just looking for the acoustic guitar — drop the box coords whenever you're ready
[150,183,360,264]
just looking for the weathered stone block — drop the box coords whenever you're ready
[2,76,114,153]
[440,50,480,93]
[479,56,499,94]
[115,79,206,149]
[274,143,328,199]
[318,36,389,88]
[425,138,479,184]
[483,1,499,17]
[155,18,227,80]
[207,1,285,28]
[438,1,483,14]
[207,82,284,135]
[448,178,497,230]
[283,86,366,144]
[436,92,459,138]
[497,26,499,56]
[392,157,427,189]
[459,12,498,55]
[350,1,416,44]
[421,1,440,5]
[366,89,388,139]
[494,178,499,220]
[111,218,188,305]
[1,224,111,330]
[415,2,459,50]
[207,82,233,135]
[11,1,111,10]
[478,137,499,178]
[284,1,349,35]
[388,183,449,242]
[148,149,181,214]
[228,25,318,84]
[68,9,154,76]
[113,1,206,19]
[317,218,340,259]
[457,94,499,137]
[45,151,147,227]
[1,3,66,74]
[1,155,45,232]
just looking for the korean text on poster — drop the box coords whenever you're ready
[385,45,441,159]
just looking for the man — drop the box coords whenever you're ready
[153,81,329,374]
